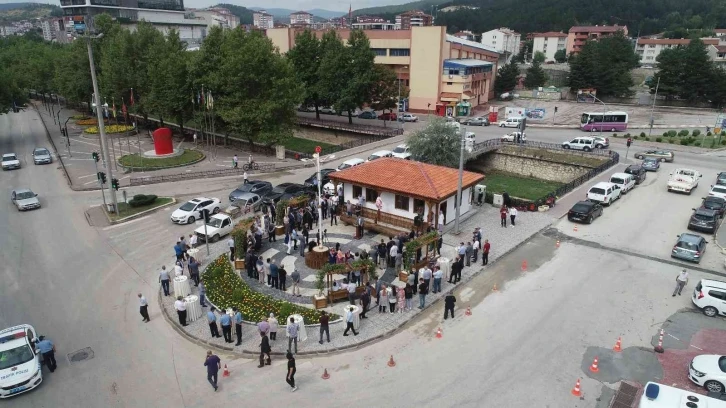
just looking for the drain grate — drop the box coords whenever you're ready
[67,347,94,364]
[611,382,639,408]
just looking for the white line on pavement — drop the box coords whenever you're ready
[68,158,95,161]
[69,138,102,147]
[102,215,150,230]
[84,179,99,186]
[690,344,704,351]
[119,176,130,180]
[78,173,98,179]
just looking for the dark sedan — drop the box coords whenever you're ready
[359,111,376,119]
[716,172,726,186]
[624,164,647,185]
[641,158,660,171]
[262,183,312,204]
[229,180,272,203]
[461,116,490,126]
[701,196,726,218]
[688,208,720,234]
[568,200,603,224]
[304,168,336,187]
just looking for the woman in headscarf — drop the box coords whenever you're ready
[268,313,279,341]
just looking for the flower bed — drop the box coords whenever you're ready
[75,118,106,126]
[204,254,335,323]
[85,124,135,134]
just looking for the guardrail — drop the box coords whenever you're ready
[469,138,612,157]
[295,117,404,137]
[129,163,278,186]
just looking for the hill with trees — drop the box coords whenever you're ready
[214,4,254,25]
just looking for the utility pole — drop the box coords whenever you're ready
[453,125,466,235]
[648,76,660,138]
[87,35,119,216]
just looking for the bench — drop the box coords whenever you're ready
[327,286,368,304]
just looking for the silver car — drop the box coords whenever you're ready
[11,189,40,211]
[230,192,263,213]
[32,147,52,165]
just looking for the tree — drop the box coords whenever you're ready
[407,117,464,168]
[533,51,545,64]
[652,39,722,104]
[368,64,399,114]
[0,67,23,113]
[287,30,324,118]
[146,30,192,133]
[514,39,532,63]
[567,32,639,97]
[54,39,92,105]
[127,21,165,123]
[317,30,347,118]
[554,49,567,63]
[524,60,547,88]
[494,61,520,96]
[336,30,376,124]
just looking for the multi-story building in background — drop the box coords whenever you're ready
[40,17,70,43]
[636,37,720,65]
[253,10,274,29]
[531,31,568,62]
[480,27,520,62]
[290,11,312,26]
[266,26,499,115]
[193,7,239,31]
[395,10,432,30]
[567,24,628,55]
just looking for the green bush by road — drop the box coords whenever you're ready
[483,171,563,201]
[118,149,204,169]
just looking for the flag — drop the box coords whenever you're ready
[121,98,128,120]
[130,88,135,106]
[112,100,117,118]
[208,92,214,110]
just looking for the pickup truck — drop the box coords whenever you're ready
[667,168,702,195]
[194,213,235,243]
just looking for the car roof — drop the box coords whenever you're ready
[0,324,34,351]
[704,196,726,203]
[711,185,726,190]
[344,158,365,164]
[626,164,642,170]
[700,279,726,290]
[3,153,16,157]
[694,208,717,216]
[276,182,295,188]
[189,197,211,203]
[33,147,49,151]
[611,172,632,178]
[573,200,595,207]
[678,233,704,242]
[14,188,33,194]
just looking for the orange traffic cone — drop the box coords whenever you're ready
[556,240,561,248]
[571,378,582,397]
[589,357,599,373]
[492,284,498,292]
[387,355,396,367]
[521,260,528,271]
[436,328,442,338]
[465,306,472,316]
[223,364,230,377]
[613,337,622,352]
[321,368,330,380]
[574,225,578,232]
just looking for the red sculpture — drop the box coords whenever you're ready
[152,128,173,155]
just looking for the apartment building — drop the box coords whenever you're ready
[636,37,719,64]
[253,10,274,29]
[567,25,628,55]
[290,11,313,26]
[532,31,568,62]
[481,27,520,58]
[193,8,240,31]
[265,26,499,114]
[395,10,433,30]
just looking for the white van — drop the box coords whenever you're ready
[499,117,523,128]
[639,381,726,407]
[337,158,365,171]
[586,181,621,205]
[609,172,636,194]
[562,137,597,151]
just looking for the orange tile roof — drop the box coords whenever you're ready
[569,25,624,33]
[328,158,484,201]
[637,38,719,46]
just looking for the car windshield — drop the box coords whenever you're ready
[644,159,657,165]
[393,147,406,153]
[35,149,49,155]
[2,156,16,161]
[611,178,625,184]
[719,174,726,180]
[694,214,714,221]
[572,204,591,213]
[713,187,726,194]
[0,344,34,370]
[676,240,699,250]
[719,356,726,372]
[208,218,223,228]
[16,191,35,200]
[705,199,724,208]
[589,188,605,195]
[338,164,351,170]
[179,201,198,211]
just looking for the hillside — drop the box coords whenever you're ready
[214,3,253,25]
[247,7,344,20]
[352,0,449,17]
[0,3,60,23]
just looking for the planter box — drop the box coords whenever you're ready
[234,259,245,270]
[313,295,327,309]
[275,226,285,236]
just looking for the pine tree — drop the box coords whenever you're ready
[494,61,520,95]
[524,60,547,89]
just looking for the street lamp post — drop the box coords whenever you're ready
[648,76,660,138]
[453,125,466,235]
[313,146,324,248]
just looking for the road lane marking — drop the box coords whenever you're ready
[119,176,130,180]
[667,333,680,341]
[69,138,102,147]
[102,215,150,230]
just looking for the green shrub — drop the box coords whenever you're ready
[692,129,701,137]
[667,130,677,137]
[644,137,650,142]
[632,135,639,140]
[128,194,158,207]
[678,130,690,137]
[707,131,713,136]
[662,132,669,137]
[655,137,662,142]
[624,133,631,137]
[721,139,726,145]
[640,132,647,138]
[668,138,676,144]
[722,131,726,136]
[694,141,702,147]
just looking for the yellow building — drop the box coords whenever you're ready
[265,26,500,115]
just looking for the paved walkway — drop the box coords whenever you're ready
[160,205,555,356]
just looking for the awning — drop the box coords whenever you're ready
[440,92,460,102]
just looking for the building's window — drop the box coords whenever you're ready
[365,188,378,202]
[648,44,655,48]
[390,48,411,57]
[371,48,387,56]
[394,195,410,211]
[413,198,425,214]
[352,185,363,199]
[447,82,453,85]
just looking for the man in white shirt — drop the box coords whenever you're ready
[472,238,480,263]
[389,244,398,268]
[174,262,184,277]
[228,237,236,261]
[347,280,357,305]
[189,233,198,249]
[174,296,188,326]
[673,269,689,296]
[138,293,150,322]
[421,266,433,289]
[509,207,518,227]
[343,306,358,336]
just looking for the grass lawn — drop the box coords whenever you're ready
[118,149,204,168]
[107,197,174,221]
[284,137,336,154]
[484,172,563,201]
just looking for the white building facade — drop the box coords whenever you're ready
[290,11,312,25]
[253,10,274,29]
[481,27,520,61]
[532,32,568,62]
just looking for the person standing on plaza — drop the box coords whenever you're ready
[300,227,307,256]
[397,284,406,313]
[243,170,248,184]
[389,241,398,268]
[444,292,456,319]
[258,332,271,368]
[509,206,518,227]
[290,268,301,297]
[291,228,299,251]
[204,350,221,391]
[286,316,299,354]
[378,284,389,313]
[432,266,443,294]
[330,198,338,226]
[375,277,383,306]
[233,307,243,346]
[343,306,359,336]
[472,236,480,264]
[207,307,221,338]
[278,263,288,292]
[500,205,508,227]
[449,256,462,284]
[673,269,689,296]
[418,278,429,309]
[174,260,184,277]
[189,233,198,249]
[220,310,233,343]
[465,242,473,267]
[268,219,276,242]
[268,313,279,340]
[319,310,330,344]
[199,279,208,307]
[377,239,387,269]
[482,239,491,266]
[388,286,397,314]
[258,317,270,337]
[36,336,57,373]
[138,293,150,323]
[421,265,432,289]
[404,283,414,311]
[188,257,201,286]
[269,260,279,289]
[174,241,184,263]
[174,296,188,326]
[437,234,443,256]
[286,352,298,392]
[159,265,170,296]
[395,251,403,273]
[233,154,238,169]
[227,237,235,261]
[256,257,266,285]
[407,269,417,295]
[347,279,356,305]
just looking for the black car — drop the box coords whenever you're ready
[262,183,312,204]
[688,208,720,233]
[701,196,726,218]
[717,172,726,186]
[568,200,604,224]
[304,168,336,187]
[624,164,647,185]
[229,180,273,202]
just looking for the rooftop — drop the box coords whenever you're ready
[446,34,498,54]
[291,11,312,15]
[569,25,625,33]
[444,58,494,67]
[637,38,720,45]
[533,31,568,38]
[328,158,484,201]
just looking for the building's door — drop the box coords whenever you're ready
[439,202,447,225]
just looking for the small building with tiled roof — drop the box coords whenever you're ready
[328,157,484,227]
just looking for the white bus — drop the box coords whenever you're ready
[639,382,726,407]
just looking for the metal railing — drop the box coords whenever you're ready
[291,135,392,160]
[469,138,612,157]
[129,164,277,186]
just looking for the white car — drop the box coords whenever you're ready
[319,106,335,115]
[337,158,365,171]
[1,153,20,170]
[501,131,526,142]
[367,150,393,162]
[592,136,610,149]
[391,144,411,160]
[562,137,597,152]
[499,117,523,128]
[170,197,221,224]
[400,113,418,122]
[692,279,726,317]
[708,184,726,200]
[609,173,636,194]
[586,182,621,205]
[689,354,726,393]
[0,325,43,398]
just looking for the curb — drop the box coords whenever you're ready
[528,124,706,130]
[32,104,73,189]
[100,197,177,224]
[117,151,207,172]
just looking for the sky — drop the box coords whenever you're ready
[0,0,406,12]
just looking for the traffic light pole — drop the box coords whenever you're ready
[93,159,107,209]
[87,37,119,216]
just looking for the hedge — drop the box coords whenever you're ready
[128,194,158,207]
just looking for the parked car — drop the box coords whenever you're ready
[609,172,636,194]
[672,233,708,263]
[624,165,647,184]
[567,200,603,224]
[367,150,393,162]
[399,113,418,122]
[11,189,40,211]
[501,131,526,143]
[229,180,272,203]
[337,158,365,171]
[499,117,523,128]
[716,172,726,186]
[194,213,234,243]
[668,168,702,194]
[461,117,490,126]
[262,183,311,205]
[708,184,726,200]
[228,192,263,212]
[688,208,720,234]
[634,149,674,162]
[562,137,597,151]
[445,116,459,123]
[692,279,726,317]
[689,355,726,393]
[391,144,411,160]
[0,324,44,398]
[32,147,52,165]
[358,111,377,119]
[303,169,336,187]
[701,196,726,218]
[378,112,397,121]
[319,106,335,114]
[170,197,221,224]
[641,158,660,171]
[586,182,621,205]
[1,153,20,170]
[592,136,610,149]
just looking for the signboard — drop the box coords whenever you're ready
[73,19,86,34]
[525,108,545,119]
[505,107,525,119]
